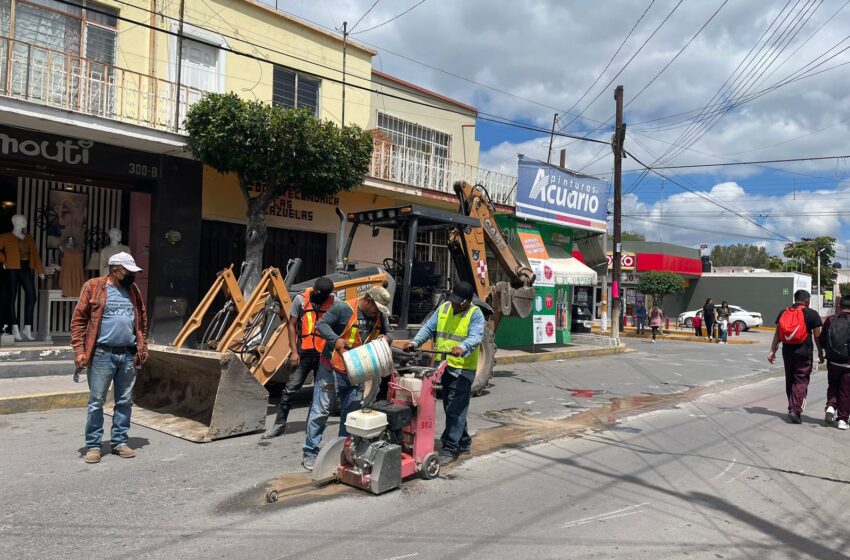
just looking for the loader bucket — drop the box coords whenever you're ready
[131,344,268,442]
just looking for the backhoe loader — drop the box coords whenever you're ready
[134,181,535,442]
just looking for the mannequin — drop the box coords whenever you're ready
[59,236,85,297]
[99,228,130,277]
[0,215,46,340]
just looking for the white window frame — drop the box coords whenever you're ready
[271,64,321,116]
[168,22,227,93]
[376,111,452,158]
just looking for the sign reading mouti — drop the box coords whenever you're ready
[516,154,608,233]
[0,124,162,179]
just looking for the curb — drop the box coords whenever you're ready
[0,391,89,415]
[495,345,627,365]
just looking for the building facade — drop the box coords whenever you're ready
[0,0,517,342]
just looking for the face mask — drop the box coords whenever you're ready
[119,274,135,289]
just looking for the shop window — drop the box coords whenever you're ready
[272,66,320,115]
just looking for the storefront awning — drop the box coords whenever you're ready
[550,257,598,286]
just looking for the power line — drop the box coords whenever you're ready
[555,0,656,131]
[349,0,381,32]
[352,0,428,35]
[52,0,613,148]
[648,154,850,170]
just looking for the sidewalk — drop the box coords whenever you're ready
[592,325,758,344]
[0,341,626,415]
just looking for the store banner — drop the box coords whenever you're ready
[516,155,608,233]
[518,225,554,287]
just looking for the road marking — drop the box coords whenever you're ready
[380,554,419,560]
[670,372,683,377]
[713,458,737,480]
[561,503,650,529]
[726,467,752,484]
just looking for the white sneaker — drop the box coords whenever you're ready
[825,406,836,425]
[651,340,656,343]
[838,420,849,430]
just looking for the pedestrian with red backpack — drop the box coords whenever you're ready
[767,290,824,424]
[819,294,850,430]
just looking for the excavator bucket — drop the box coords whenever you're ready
[130,344,268,442]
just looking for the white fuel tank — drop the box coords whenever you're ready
[397,374,423,402]
[345,409,388,439]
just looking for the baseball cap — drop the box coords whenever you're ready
[107,251,142,273]
[448,281,474,305]
[313,277,334,296]
[365,286,391,316]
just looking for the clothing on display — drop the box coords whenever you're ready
[0,232,45,274]
[5,262,38,326]
[60,247,85,297]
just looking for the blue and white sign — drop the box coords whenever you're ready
[516,155,608,233]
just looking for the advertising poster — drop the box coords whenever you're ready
[533,315,557,345]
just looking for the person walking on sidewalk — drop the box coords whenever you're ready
[820,294,850,430]
[693,311,703,338]
[404,281,484,465]
[703,298,717,341]
[649,304,664,343]
[768,290,823,424]
[70,252,148,464]
[635,302,647,335]
[717,301,731,344]
[301,286,392,471]
[262,277,335,439]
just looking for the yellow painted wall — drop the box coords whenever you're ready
[105,0,373,129]
[370,74,480,166]
[202,167,395,272]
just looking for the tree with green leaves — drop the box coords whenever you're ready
[622,231,646,241]
[185,93,374,292]
[783,236,837,290]
[710,244,774,268]
[637,270,686,307]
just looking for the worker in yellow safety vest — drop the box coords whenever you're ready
[262,277,335,439]
[301,286,393,471]
[405,281,485,466]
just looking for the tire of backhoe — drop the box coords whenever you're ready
[471,326,496,396]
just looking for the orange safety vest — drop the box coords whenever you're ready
[299,288,335,353]
[329,300,383,374]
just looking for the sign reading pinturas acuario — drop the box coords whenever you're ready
[516,155,608,233]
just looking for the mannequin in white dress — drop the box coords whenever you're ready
[99,228,130,277]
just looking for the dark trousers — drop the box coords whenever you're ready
[651,326,659,340]
[441,370,472,455]
[826,362,850,421]
[269,352,321,429]
[6,263,37,326]
[704,319,715,338]
[636,317,646,334]
[694,326,702,337]
[782,348,813,414]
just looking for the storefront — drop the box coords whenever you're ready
[201,168,401,288]
[0,124,202,343]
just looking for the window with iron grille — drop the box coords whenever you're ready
[272,65,320,116]
[377,113,451,159]
[393,228,453,291]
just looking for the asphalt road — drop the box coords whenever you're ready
[5,332,848,559]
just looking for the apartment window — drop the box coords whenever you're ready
[393,228,452,291]
[272,66,320,115]
[377,113,451,159]
[5,0,117,110]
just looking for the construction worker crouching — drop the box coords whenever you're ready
[404,281,484,466]
[301,286,393,471]
[262,277,335,439]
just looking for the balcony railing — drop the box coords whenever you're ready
[0,36,203,132]
[369,140,518,206]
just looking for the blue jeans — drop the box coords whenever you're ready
[85,348,136,449]
[303,363,363,456]
[441,369,472,455]
[720,325,728,343]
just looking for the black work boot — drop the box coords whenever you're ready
[261,423,287,439]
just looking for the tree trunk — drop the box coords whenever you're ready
[243,197,267,295]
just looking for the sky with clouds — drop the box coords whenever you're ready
[281,0,850,262]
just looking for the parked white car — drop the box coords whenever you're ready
[678,305,763,331]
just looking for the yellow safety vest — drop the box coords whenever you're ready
[435,302,480,371]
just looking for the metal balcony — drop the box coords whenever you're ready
[0,36,203,132]
[369,140,518,206]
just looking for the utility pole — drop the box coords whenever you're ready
[559,149,566,169]
[612,85,624,342]
[547,113,558,164]
[341,21,348,126]
[173,0,186,132]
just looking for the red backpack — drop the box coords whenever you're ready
[778,306,808,345]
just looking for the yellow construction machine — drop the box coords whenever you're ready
[134,181,534,442]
